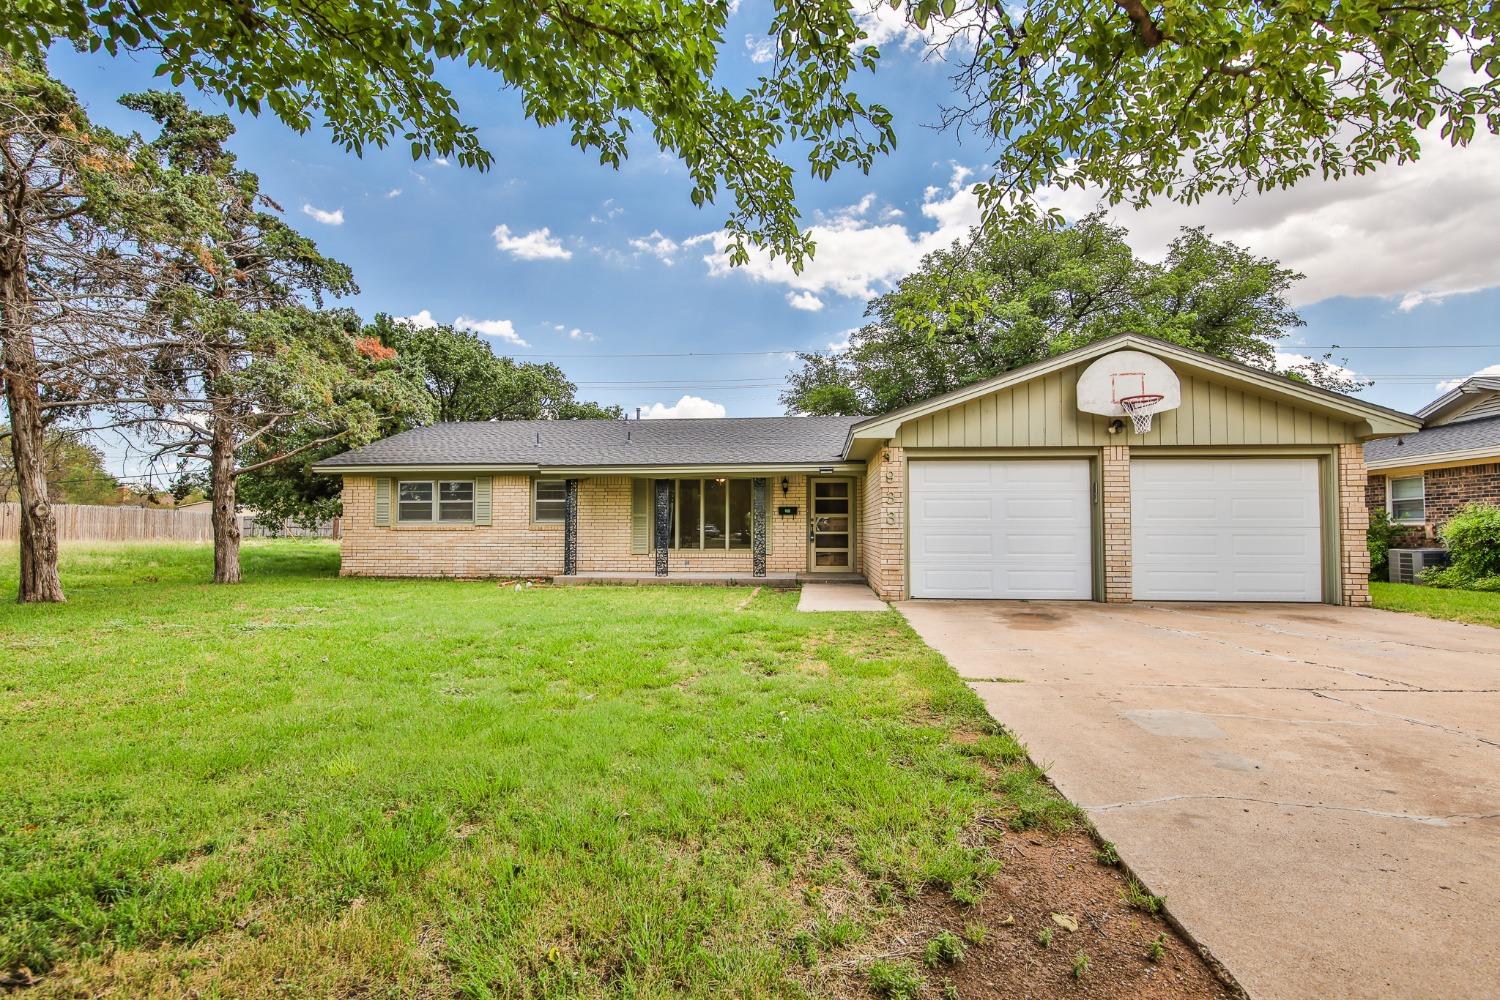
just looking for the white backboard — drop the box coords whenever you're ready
[1076,350,1182,416]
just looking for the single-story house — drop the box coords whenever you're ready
[313,333,1420,605]
[1365,375,1500,542]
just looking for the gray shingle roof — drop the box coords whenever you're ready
[1365,413,1500,464]
[316,416,865,469]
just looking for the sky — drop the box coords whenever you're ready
[46,6,1500,450]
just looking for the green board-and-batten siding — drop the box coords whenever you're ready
[891,365,1360,449]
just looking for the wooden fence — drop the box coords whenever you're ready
[0,502,339,543]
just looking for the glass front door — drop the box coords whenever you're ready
[808,479,854,571]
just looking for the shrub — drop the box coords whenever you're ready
[1438,504,1500,582]
[1367,508,1401,582]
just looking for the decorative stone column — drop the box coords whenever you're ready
[1338,444,1371,607]
[653,479,671,576]
[1101,444,1132,603]
[751,477,768,577]
[562,478,579,576]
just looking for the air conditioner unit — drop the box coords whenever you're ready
[1389,548,1450,585]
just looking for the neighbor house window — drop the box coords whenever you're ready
[1389,475,1425,523]
[397,480,474,523]
[534,479,567,522]
[666,478,753,549]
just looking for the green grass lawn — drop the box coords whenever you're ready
[1371,581,1500,627]
[0,542,1067,998]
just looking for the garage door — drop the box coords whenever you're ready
[909,460,1093,599]
[1131,459,1322,602]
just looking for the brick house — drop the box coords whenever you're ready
[1364,375,1500,543]
[314,333,1418,606]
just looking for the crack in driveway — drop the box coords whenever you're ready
[1081,793,1500,827]
[1310,690,1500,750]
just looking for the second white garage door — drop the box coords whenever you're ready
[1132,458,1323,602]
[909,460,1093,599]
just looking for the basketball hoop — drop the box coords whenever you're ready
[1119,393,1165,434]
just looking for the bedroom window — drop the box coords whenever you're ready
[1389,475,1425,524]
[534,479,567,522]
[398,480,474,523]
[669,478,753,549]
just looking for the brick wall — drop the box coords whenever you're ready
[339,473,814,578]
[860,445,906,600]
[1338,444,1370,607]
[1100,445,1131,603]
[1364,462,1500,543]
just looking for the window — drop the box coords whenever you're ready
[398,480,474,523]
[1389,475,1425,523]
[534,479,567,522]
[666,478,755,549]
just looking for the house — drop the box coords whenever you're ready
[1364,375,1500,542]
[313,333,1419,605]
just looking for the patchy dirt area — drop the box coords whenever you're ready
[814,822,1240,1000]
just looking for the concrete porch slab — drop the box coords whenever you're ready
[797,582,889,612]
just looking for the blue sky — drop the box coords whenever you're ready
[48,7,1500,436]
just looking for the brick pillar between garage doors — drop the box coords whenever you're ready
[1338,443,1372,607]
[1101,444,1132,603]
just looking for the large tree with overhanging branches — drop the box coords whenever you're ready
[7,1,1497,264]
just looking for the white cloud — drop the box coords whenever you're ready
[745,34,777,64]
[1274,352,1360,385]
[1437,364,1500,392]
[568,328,597,342]
[455,314,529,347]
[384,188,402,199]
[493,224,573,261]
[639,395,727,419]
[827,330,857,352]
[397,309,438,329]
[433,157,451,166]
[786,290,824,311]
[301,203,344,226]
[629,230,681,264]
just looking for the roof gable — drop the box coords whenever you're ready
[1419,377,1500,426]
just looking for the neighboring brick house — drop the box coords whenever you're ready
[314,333,1418,606]
[1365,376,1500,544]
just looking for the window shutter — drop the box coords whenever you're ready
[474,476,492,526]
[374,478,391,526]
[631,479,651,554]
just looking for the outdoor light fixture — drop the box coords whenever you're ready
[818,466,834,474]
[1108,418,1124,435]
[780,477,790,496]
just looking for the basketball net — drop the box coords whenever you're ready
[1119,393,1165,434]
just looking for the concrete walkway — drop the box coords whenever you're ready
[797,582,888,612]
[898,599,1500,1000]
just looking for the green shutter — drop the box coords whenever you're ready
[631,478,651,554]
[474,476,492,526]
[374,477,391,526]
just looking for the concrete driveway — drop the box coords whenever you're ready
[898,600,1500,1000]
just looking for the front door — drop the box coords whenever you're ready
[807,478,855,572]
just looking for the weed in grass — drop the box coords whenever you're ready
[923,929,966,967]
[1147,934,1167,963]
[961,922,987,946]
[940,977,960,1000]
[791,930,817,967]
[867,958,924,1000]
[1037,927,1054,948]
[813,916,864,951]
[1072,951,1091,979]
[1123,878,1166,914]
[1094,840,1120,866]
[874,882,897,907]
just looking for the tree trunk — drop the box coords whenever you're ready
[1,257,65,603]
[208,350,241,584]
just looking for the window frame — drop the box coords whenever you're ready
[667,477,755,550]
[1387,474,1426,525]
[533,478,568,524]
[396,479,476,525]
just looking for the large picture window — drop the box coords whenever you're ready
[398,480,474,523]
[1389,475,1425,524]
[666,478,753,549]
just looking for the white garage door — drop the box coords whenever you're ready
[909,460,1093,599]
[1132,459,1323,602]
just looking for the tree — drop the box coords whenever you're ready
[782,214,1361,416]
[0,426,118,504]
[123,93,428,583]
[0,57,174,602]
[372,314,624,422]
[8,2,1496,264]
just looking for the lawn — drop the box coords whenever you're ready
[1371,581,1500,627]
[0,541,1072,998]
